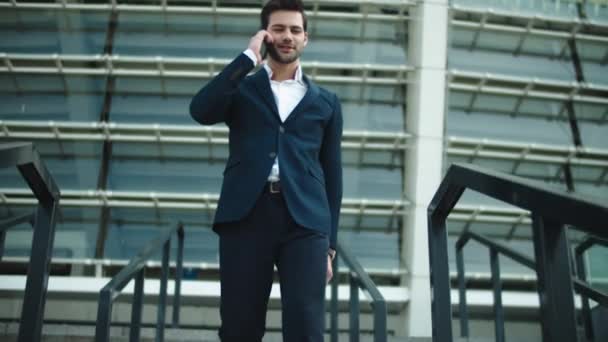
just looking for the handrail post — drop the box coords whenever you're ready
[95,289,113,342]
[330,255,339,342]
[372,298,387,342]
[576,241,594,341]
[490,248,505,342]
[18,200,59,342]
[532,214,577,342]
[156,239,171,342]
[0,230,4,260]
[455,237,469,337]
[129,269,145,342]
[427,212,455,342]
[349,273,359,342]
[172,223,184,328]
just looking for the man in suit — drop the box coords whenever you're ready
[189,0,343,340]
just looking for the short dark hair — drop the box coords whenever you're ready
[261,0,308,32]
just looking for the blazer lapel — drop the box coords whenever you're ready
[251,68,280,120]
[284,74,320,124]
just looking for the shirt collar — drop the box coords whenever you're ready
[263,62,304,84]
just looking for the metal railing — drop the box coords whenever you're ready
[428,163,608,342]
[0,142,61,342]
[575,236,608,342]
[94,221,185,342]
[330,242,387,342]
[455,230,536,342]
[456,230,608,342]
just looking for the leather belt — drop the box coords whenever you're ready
[266,181,281,193]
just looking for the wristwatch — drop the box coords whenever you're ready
[328,249,336,261]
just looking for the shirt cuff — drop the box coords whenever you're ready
[243,49,257,66]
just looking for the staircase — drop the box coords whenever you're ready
[2,322,509,342]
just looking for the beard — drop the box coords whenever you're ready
[266,43,301,64]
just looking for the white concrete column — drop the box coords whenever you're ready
[399,0,449,337]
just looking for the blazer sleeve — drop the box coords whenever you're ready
[319,93,344,250]
[189,53,255,125]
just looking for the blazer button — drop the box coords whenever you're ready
[279,126,285,133]
[269,152,277,158]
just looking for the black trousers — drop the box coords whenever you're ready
[217,186,329,342]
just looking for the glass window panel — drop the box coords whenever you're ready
[448,91,473,108]
[113,13,406,62]
[321,84,403,106]
[574,183,608,202]
[118,13,213,34]
[341,102,405,132]
[307,39,407,64]
[0,158,28,189]
[2,206,100,258]
[577,40,608,63]
[446,156,523,174]
[585,2,608,23]
[447,110,574,145]
[458,188,523,206]
[339,231,399,270]
[572,103,608,123]
[582,62,608,85]
[588,245,608,281]
[0,140,101,190]
[108,151,225,193]
[112,142,230,161]
[0,75,107,94]
[343,166,403,199]
[512,163,562,180]
[0,94,103,122]
[449,48,576,81]
[579,121,608,150]
[342,150,403,168]
[112,77,206,96]
[104,209,218,263]
[516,98,563,118]
[569,165,607,184]
[453,0,579,18]
[447,235,536,275]
[110,94,195,124]
[0,9,109,54]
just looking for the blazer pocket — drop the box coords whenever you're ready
[223,157,241,176]
[308,165,325,186]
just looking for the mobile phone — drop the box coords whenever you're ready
[261,41,270,60]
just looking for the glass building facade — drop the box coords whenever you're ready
[0,0,607,331]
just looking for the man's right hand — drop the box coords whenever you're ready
[248,30,274,64]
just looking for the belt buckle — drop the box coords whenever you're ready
[269,181,280,193]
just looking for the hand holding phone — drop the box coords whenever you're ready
[248,30,273,64]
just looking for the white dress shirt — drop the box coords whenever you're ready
[243,49,308,181]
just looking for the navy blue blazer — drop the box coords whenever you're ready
[190,53,343,249]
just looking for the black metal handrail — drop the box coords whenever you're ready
[330,242,387,342]
[456,231,536,342]
[428,163,608,342]
[95,221,185,342]
[0,142,61,342]
[457,231,608,342]
[575,236,608,341]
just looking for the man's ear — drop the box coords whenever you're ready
[303,31,308,46]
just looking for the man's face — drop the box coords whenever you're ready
[266,10,308,64]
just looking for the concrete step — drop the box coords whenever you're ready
[0,322,510,342]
